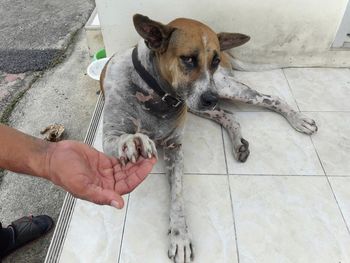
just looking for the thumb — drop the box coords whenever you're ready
[84,184,125,209]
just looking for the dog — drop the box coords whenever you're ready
[100,14,318,263]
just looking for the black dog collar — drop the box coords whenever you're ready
[132,47,183,108]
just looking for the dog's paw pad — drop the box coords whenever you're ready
[288,113,318,135]
[233,138,250,162]
[168,228,194,263]
[117,133,157,164]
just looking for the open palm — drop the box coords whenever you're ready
[46,140,156,208]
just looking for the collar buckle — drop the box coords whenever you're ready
[161,93,182,107]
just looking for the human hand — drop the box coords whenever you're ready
[44,140,156,208]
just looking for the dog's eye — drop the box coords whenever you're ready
[180,56,197,68]
[211,56,221,68]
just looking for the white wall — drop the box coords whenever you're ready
[96,0,350,67]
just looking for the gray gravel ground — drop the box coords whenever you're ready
[1,31,99,263]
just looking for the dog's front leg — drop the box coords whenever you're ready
[190,107,249,162]
[164,143,193,263]
[214,71,318,135]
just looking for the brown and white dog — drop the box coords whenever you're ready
[101,14,317,263]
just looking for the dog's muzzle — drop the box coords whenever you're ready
[200,91,218,109]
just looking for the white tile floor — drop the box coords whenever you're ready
[58,68,350,263]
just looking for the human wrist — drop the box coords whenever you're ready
[28,138,57,180]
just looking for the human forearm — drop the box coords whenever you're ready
[0,124,156,208]
[0,124,53,179]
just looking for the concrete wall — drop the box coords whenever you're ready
[96,0,350,67]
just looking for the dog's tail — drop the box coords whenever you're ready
[227,53,282,72]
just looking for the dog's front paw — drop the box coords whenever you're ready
[232,137,250,162]
[287,112,318,135]
[117,133,157,164]
[168,227,194,263]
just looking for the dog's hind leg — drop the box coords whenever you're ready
[190,108,249,162]
[214,71,318,135]
[164,141,194,263]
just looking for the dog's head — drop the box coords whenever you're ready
[133,14,250,110]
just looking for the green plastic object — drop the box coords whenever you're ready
[93,48,106,60]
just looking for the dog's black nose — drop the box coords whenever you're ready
[200,92,218,108]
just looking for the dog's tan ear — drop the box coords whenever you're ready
[133,14,175,52]
[217,33,250,51]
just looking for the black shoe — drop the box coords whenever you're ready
[0,215,54,259]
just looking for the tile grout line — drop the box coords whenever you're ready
[151,172,331,176]
[150,172,228,175]
[228,173,326,177]
[282,68,302,112]
[227,176,241,263]
[190,110,350,114]
[324,175,350,177]
[117,194,131,263]
[221,126,241,263]
[156,172,349,177]
[309,136,350,236]
[308,136,326,178]
[209,109,350,113]
[301,111,350,113]
[220,126,229,175]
